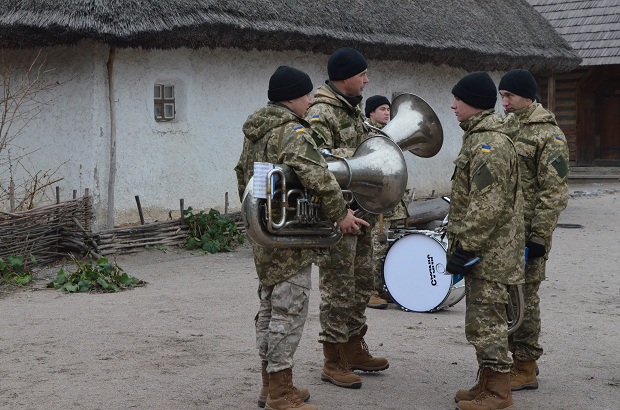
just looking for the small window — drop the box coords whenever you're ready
[154,84,175,121]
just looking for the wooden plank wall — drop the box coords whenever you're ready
[537,68,587,163]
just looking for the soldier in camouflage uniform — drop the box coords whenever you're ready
[235,66,368,410]
[446,72,525,410]
[304,48,389,390]
[498,69,569,392]
[363,95,411,309]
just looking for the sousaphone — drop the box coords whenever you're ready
[368,93,444,158]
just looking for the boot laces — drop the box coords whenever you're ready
[337,346,354,373]
[284,392,304,406]
[359,338,373,358]
[282,372,304,405]
[474,392,497,403]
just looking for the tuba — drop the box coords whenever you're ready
[367,93,444,158]
[507,284,524,335]
[242,136,407,248]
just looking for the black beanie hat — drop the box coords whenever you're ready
[365,95,391,117]
[498,69,537,101]
[327,47,368,81]
[452,72,497,109]
[268,66,314,102]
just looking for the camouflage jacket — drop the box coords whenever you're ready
[234,103,348,286]
[447,110,525,285]
[305,84,370,155]
[511,102,569,249]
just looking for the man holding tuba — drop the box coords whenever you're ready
[235,65,367,410]
[305,47,389,390]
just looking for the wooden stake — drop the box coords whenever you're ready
[135,195,145,225]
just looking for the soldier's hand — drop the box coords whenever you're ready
[446,247,479,275]
[337,209,370,235]
[525,241,546,259]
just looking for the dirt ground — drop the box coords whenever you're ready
[1,180,619,410]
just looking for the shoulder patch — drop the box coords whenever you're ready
[480,144,491,153]
[473,163,495,191]
[310,115,320,122]
[553,135,565,145]
[294,125,305,133]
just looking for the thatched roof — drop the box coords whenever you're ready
[527,0,620,66]
[0,0,581,74]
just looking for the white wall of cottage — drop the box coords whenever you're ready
[0,41,503,228]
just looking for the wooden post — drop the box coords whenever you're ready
[135,195,145,225]
[180,199,185,223]
[546,75,556,113]
[84,188,90,197]
[106,47,117,229]
[56,186,60,204]
[225,192,229,215]
[73,190,77,199]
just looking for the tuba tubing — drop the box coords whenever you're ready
[241,177,342,248]
[240,136,408,248]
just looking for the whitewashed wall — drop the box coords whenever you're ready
[0,41,503,228]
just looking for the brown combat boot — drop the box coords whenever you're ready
[259,362,310,408]
[321,342,362,388]
[265,368,317,410]
[454,367,489,403]
[343,325,389,372]
[510,358,539,391]
[367,293,388,309]
[456,370,514,410]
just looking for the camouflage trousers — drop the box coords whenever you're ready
[318,224,374,343]
[465,276,512,372]
[370,218,390,293]
[256,265,312,373]
[508,256,545,361]
[508,281,542,361]
[369,195,410,292]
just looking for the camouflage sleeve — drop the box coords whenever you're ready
[456,135,517,253]
[305,104,334,149]
[530,126,569,243]
[234,138,251,203]
[279,124,348,223]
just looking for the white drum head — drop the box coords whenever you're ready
[383,233,450,312]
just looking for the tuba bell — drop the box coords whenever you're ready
[242,136,407,248]
[367,93,444,158]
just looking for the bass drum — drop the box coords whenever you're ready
[383,230,464,312]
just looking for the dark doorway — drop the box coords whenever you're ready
[577,65,620,166]
[594,80,620,164]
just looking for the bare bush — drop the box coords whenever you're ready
[0,49,65,211]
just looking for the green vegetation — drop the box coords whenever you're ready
[183,207,244,253]
[0,255,34,286]
[48,256,144,293]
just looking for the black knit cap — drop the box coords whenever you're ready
[452,71,497,109]
[327,47,368,81]
[498,69,538,101]
[268,66,314,102]
[365,95,391,117]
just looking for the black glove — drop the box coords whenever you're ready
[526,241,546,259]
[446,247,478,275]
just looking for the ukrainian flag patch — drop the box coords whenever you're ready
[294,126,304,133]
[554,135,565,144]
[310,115,320,122]
[481,144,491,153]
